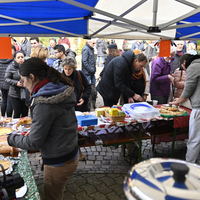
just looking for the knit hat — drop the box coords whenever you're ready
[107,44,117,49]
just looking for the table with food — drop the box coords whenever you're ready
[76,102,191,161]
[0,117,40,200]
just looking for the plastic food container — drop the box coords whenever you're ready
[76,115,98,126]
[122,102,160,119]
[124,158,200,200]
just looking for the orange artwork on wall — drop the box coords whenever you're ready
[159,40,171,57]
[0,37,12,59]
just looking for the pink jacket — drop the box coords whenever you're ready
[174,68,186,98]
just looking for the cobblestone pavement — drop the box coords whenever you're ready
[30,138,193,200]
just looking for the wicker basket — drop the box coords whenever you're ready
[105,111,126,122]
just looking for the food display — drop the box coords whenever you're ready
[3,117,12,123]
[0,127,13,136]
[105,108,126,122]
[0,160,12,171]
[95,107,110,117]
[157,106,187,117]
[16,117,32,130]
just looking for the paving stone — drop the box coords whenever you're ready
[106,192,124,200]
[90,191,107,200]
[66,182,83,194]
[88,156,96,161]
[96,183,112,194]
[74,191,93,200]
[104,156,111,160]
[96,156,104,161]
[100,152,106,156]
[86,161,94,165]
[93,152,99,156]
[80,184,97,195]
[102,160,110,165]
[94,161,101,165]
[63,192,76,200]
[99,176,115,186]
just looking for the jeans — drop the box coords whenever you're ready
[9,96,28,118]
[44,155,79,200]
[1,88,13,117]
[186,109,200,163]
[85,75,96,84]
[97,56,104,67]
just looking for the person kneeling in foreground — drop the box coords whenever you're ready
[7,57,79,200]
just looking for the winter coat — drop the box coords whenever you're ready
[47,46,56,67]
[81,43,96,76]
[8,82,78,165]
[172,53,182,73]
[0,58,13,90]
[174,69,186,98]
[58,38,71,48]
[97,51,135,103]
[21,38,31,57]
[150,57,175,97]
[96,39,107,57]
[99,55,114,77]
[63,70,91,112]
[4,60,21,98]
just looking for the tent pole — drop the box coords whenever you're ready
[152,0,158,27]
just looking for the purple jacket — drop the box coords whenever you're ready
[150,57,175,96]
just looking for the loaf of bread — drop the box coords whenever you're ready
[16,117,32,130]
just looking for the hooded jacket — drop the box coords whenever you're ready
[174,68,186,98]
[97,51,135,103]
[96,39,107,57]
[0,58,13,90]
[8,82,78,165]
[21,38,31,57]
[81,43,96,76]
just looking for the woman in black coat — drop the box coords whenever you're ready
[4,51,29,118]
[62,57,91,112]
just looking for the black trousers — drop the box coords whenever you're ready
[1,88,13,117]
[9,96,29,118]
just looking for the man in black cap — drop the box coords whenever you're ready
[97,51,147,107]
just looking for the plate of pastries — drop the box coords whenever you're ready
[157,105,188,117]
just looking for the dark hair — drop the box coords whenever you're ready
[54,44,65,54]
[30,37,39,43]
[11,44,16,52]
[108,48,120,57]
[19,57,73,86]
[179,54,193,70]
[135,53,147,62]
[50,38,56,43]
[14,50,25,58]
[185,54,200,69]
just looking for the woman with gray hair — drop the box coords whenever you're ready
[62,56,91,112]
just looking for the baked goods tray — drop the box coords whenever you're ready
[160,111,188,118]
[105,111,126,122]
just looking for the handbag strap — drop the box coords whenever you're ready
[77,71,85,99]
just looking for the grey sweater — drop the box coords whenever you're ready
[182,58,200,109]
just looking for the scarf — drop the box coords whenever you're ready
[177,51,183,57]
[31,78,50,96]
[132,68,146,87]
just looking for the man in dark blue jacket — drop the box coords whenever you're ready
[81,40,96,84]
[97,51,147,107]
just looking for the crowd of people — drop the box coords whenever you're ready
[0,37,200,199]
